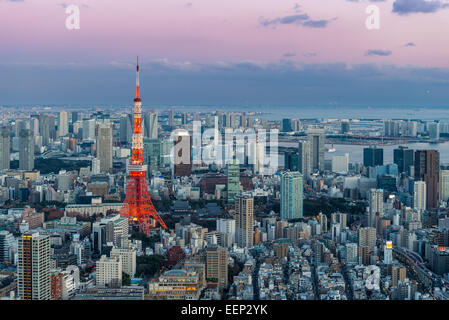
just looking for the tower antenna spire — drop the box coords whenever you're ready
[135,56,140,99]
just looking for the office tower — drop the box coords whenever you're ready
[19,128,34,170]
[428,122,440,140]
[168,109,174,127]
[298,141,311,177]
[181,113,188,125]
[307,128,325,171]
[441,170,449,202]
[205,246,228,290]
[82,119,96,141]
[368,189,383,228]
[227,160,240,204]
[120,114,133,144]
[346,243,358,264]
[235,192,254,248]
[280,171,303,220]
[143,138,160,175]
[284,151,299,171]
[331,153,349,174]
[38,114,55,146]
[71,111,79,124]
[392,266,406,287]
[110,247,136,278]
[230,113,237,129]
[339,213,347,229]
[144,112,158,139]
[58,111,68,137]
[403,121,418,137]
[384,120,400,137]
[414,150,440,209]
[341,120,350,134]
[414,181,426,212]
[173,131,192,177]
[0,231,14,263]
[358,227,376,249]
[18,232,51,300]
[0,126,10,170]
[394,146,414,175]
[96,255,122,288]
[240,114,246,128]
[216,218,236,246]
[282,119,292,132]
[96,124,113,173]
[383,241,393,264]
[363,146,383,167]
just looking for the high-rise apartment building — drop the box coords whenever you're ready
[368,189,383,228]
[19,128,34,171]
[96,124,113,173]
[58,111,68,137]
[110,247,136,278]
[18,232,51,300]
[298,141,311,178]
[358,227,376,249]
[235,192,254,248]
[346,243,358,264]
[0,230,14,263]
[205,246,228,290]
[280,171,303,220]
[0,126,10,170]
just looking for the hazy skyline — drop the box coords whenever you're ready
[2,0,449,106]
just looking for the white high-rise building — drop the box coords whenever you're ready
[441,170,449,203]
[82,119,96,141]
[110,247,136,278]
[216,218,236,245]
[428,122,440,140]
[58,111,68,137]
[383,241,393,264]
[96,255,122,288]
[331,153,349,174]
[414,181,426,212]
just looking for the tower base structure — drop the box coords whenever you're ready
[119,171,167,235]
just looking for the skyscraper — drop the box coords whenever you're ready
[19,128,34,171]
[383,241,393,265]
[205,246,228,290]
[39,114,55,146]
[96,124,113,173]
[82,119,96,141]
[414,181,426,212]
[428,122,440,140]
[58,111,68,137]
[358,227,376,249]
[394,146,414,175]
[307,128,325,171]
[368,189,383,228]
[363,146,383,167]
[298,141,311,178]
[441,170,449,203]
[341,120,350,134]
[414,150,440,209]
[0,230,14,263]
[346,243,358,264]
[384,120,400,137]
[280,171,303,220]
[0,126,10,170]
[18,232,51,300]
[120,114,133,144]
[227,160,240,204]
[143,138,160,175]
[235,192,254,248]
[144,112,158,139]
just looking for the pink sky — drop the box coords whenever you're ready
[1,0,449,67]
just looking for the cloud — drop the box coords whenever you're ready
[303,52,317,57]
[365,49,392,56]
[405,42,416,47]
[392,0,449,15]
[283,53,296,58]
[185,2,192,8]
[260,14,334,28]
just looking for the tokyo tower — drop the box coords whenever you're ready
[119,57,167,234]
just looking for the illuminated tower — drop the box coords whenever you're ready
[119,57,167,234]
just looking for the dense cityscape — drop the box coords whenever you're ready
[1,61,449,301]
